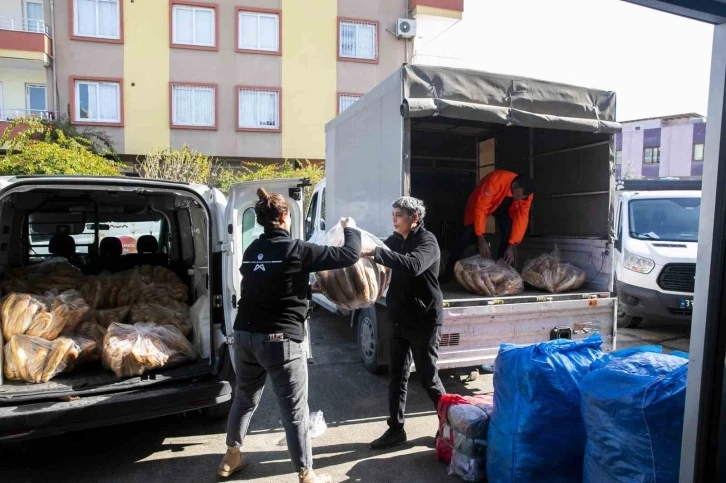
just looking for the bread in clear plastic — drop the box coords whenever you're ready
[454,256,524,296]
[521,247,586,293]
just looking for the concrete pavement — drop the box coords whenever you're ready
[0,310,689,483]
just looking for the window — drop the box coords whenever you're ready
[615,150,623,165]
[629,197,700,242]
[24,0,44,32]
[644,147,660,164]
[171,84,216,128]
[26,84,47,115]
[237,87,280,131]
[338,19,378,61]
[694,143,705,162]
[172,3,216,49]
[242,207,265,254]
[237,9,280,53]
[305,192,319,241]
[339,94,362,114]
[74,79,121,124]
[74,0,120,40]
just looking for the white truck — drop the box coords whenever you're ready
[303,65,621,373]
[613,178,701,328]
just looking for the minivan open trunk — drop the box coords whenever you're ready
[0,178,214,403]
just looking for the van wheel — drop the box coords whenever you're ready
[357,308,383,374]
[203,348,235,419]
[617,304,643,329]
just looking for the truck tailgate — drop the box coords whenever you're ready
[436,297,616,369]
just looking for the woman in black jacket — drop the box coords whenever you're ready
[219,188,361,483]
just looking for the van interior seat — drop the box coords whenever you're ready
[126,235,168,268]
[49,233,85,268]
[96,237,124,273]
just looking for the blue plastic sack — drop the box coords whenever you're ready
[580,347,688,483]
[486,333,603,483]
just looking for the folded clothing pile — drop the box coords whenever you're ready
[454,256,523,296]
[102,322,196,377]
[436,393,493,483]
[521,248,586,293]
[314,223,391,310]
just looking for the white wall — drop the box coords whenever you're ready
[0,66,47,114]
[661,123,694,177]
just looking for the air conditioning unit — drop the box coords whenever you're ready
[396,18,417,38]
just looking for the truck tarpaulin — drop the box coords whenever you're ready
[401,64,622,134]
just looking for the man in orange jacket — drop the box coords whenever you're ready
[441,170,534,282]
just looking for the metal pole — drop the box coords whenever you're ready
[680,22,726,483]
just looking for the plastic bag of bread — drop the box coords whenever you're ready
[102,322,196,377]
[521,248,586,294]
[0,293,51,341]
[65,321,106,362]
[83,306,130,328]
[3,334,92,383]
[129,304,191,337]
[454,256,524,296]
[313,223,391,311]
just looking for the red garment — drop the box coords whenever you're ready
[463,170,533,244]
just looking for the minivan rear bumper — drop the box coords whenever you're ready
[0,376,231,442]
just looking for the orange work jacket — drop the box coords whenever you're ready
[463,170,533,245]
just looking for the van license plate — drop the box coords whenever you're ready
[679,299,693,309]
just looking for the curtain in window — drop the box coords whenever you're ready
[259,15,277,50]
[239,90,257,128]
[78,82,96,120]
[356,24,375,59]
[98,0,118,37]
[26,2,44,32]
[258,91,278,127]
[340,23,355,57]
[194,8,214,46]
[239,13,258,49]
[173,85,194,125]
[194,87,214,126]
[99,83,119,121]
[76,0,96,36]
[174,7,194,44]
[239,90,278,129]
[339,95,360,113]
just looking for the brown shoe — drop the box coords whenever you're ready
[299,468,332,483]
[217,446,248,478]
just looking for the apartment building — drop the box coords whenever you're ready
[0,0,464,163]
[0,0,54,134]
[616,113,706,179]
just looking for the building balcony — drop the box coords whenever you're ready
[0,109,56,139]
[0,16,53,64]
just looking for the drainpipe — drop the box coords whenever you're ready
[49,0,59,119]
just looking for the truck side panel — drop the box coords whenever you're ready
[325,71,404,238]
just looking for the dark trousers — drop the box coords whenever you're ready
[446,209,513,273]
[388,322,446,430]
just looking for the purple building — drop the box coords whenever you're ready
[615,113,706,179]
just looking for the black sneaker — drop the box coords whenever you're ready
[369,428,407,450]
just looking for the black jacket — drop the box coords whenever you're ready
[374,223,443,326]
[234,227,361,341]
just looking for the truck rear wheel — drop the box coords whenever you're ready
[357,308,384,374]
[618,305,643,329]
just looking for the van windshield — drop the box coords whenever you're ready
[628,198,700,242]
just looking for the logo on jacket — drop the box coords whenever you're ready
[254,264,265,272]
[257,253,264,260]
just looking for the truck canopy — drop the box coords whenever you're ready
[400,65,621,134]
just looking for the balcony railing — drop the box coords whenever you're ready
[0,109,55,121]
[0,16,50,36]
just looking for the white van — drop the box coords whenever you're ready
[0,175,309,442]
[613,178,701,328]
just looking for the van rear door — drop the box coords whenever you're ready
[222,179,310,355]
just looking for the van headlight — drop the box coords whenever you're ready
[623,250,655,274]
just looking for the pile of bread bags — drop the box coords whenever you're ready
[1,258,196,383]
[454,247,586,296]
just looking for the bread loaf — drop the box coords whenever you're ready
[521,250,587,294]
[454,256,524,297]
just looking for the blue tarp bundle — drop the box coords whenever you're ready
[579,347,688,483]
[486,334,603,483]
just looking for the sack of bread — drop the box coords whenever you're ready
[1,290,89,342]
[129,303,191,337]
[3,333,95,383]
[102,322,196,378]
[454,256,524,297]
[521,248,586,294]
[3,257,85,295]
[83,306,130,328]
[64,321,106,362]
[313,223,391,311]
